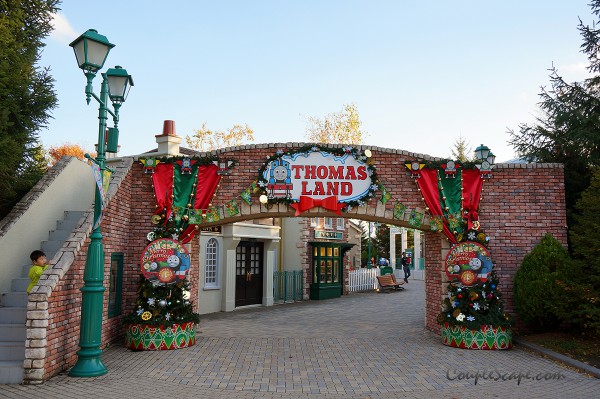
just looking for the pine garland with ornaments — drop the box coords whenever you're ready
[123,276,199,327]
[438,269,511,330]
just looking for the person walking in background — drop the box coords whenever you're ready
[401,252,411,283]
[27,250,48,293]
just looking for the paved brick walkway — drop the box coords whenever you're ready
[1,280,599,398]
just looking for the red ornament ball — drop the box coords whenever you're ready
[457,294,463,299]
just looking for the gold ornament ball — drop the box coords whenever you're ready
[187,203,192,208]
[183,215,189,221]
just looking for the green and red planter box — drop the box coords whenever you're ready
[441,322,512,350]
[126,322,196,350]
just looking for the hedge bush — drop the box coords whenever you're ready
[513,233,570,330]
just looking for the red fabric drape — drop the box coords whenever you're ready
[152,163,174,219]
[461,169,484,230]
[180,164,222,243]
[417,169,457,243]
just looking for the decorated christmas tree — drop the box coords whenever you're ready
[406,160,512,349]
[124,236,199,327]
[124,276,199,327]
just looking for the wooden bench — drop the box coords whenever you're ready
[376,274,405,292]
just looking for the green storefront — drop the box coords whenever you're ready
[309,240,353,300]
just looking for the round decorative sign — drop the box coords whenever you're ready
[445,241,493,286]
[140,238,191,285]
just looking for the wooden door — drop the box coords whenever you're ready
[235,241,263,307]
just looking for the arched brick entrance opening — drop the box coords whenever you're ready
[140,143,567,332]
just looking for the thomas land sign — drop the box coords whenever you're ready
[260,149,376,216]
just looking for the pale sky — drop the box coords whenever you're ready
[40,0,594,162]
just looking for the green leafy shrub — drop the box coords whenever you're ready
[513,233,570,330]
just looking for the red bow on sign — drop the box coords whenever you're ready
[290,195,346,216]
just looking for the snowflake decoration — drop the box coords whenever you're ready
[360,156,367,161]
[467,231,477,241]
[258,180,267,188]
[370,184,378,191]
[466,315,475,322]
[456,313,465,321]
[358,200,365,206]
[310,146,319,152]
[276,149,284,155]
[171,233,179,240]
[473,303,481,311]
[447,292,452,299]
[481,290,486,298]
[367,169,373,176]
[165,312,171,321]
[346,205,353,212]
[147,298,156,306]
[343,146,353,153]
[451,301,458,308]
[136,309,144,316]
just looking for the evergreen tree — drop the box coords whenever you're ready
[374,224,390,260]
[0,0,59,218]
[508,1,600,229]
[124,277,199,327]
[450,135,475,162]
[567,167,600,333]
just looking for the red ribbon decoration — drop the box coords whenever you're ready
[290,195,346,216]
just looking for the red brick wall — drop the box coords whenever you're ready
[41,145,567,379]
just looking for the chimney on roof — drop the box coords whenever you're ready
[155,120,181,156]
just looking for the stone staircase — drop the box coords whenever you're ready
[0,210,85,384]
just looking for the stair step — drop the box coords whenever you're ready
[21,264,32,277]
[40,240,63,260]
[47,228,71,242]
[0,307,26,324]
[56,210,85,229]
[0,324,26,341]
[0,361,24,384]
[11,277,29,292]
[0,292,28,308]
[0,342,25,361]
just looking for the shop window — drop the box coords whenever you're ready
[310,217,319,227]
[324,217,333,229]
[205,238,220,289]
[108,253,123,318]
[336,218,345,230]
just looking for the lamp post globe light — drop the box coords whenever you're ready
[68,29,133,377]
[474,144,495,178]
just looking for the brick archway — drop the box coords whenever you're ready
[23,142,568,383]
[148,142,567,332]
